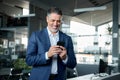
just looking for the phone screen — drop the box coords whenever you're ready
[57,41,65,47]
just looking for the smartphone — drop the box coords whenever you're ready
[57,41,65,47]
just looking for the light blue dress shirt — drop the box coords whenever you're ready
[46,27,68,74]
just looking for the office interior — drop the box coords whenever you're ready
[0,0,120,80]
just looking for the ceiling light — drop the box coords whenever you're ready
[14,13,35,18]
[74,6,107,12]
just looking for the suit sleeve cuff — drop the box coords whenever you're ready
[62,55,68,64]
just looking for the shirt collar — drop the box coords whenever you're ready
[47,27,59,37]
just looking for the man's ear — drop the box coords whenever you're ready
[46,16,48,22]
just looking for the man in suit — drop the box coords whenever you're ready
[26,7,77,80]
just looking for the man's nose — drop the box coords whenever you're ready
[53,21,58,25]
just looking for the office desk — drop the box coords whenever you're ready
[94,73,120,80]
[67,74,99,80]
[67,73,120,80]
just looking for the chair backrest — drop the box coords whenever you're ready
[76,64,99,76]
[66,67,78,78]
[99,59,108,73]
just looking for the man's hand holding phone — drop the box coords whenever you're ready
[57,41,67,60]
[48,41,67,60]
[47,46,62,58]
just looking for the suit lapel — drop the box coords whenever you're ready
[59,31,64,42]
[41,29,65,52]
[42,28,51,51]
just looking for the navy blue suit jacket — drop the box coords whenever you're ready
[26,28,77,80]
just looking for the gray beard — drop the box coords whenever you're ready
[51,29,59,33]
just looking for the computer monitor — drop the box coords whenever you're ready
[99,59,108,73]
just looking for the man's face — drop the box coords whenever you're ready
[46,13,62,34]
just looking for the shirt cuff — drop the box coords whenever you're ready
[45,52,49,60]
